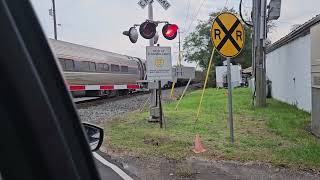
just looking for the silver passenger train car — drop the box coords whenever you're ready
[49,39,146,96]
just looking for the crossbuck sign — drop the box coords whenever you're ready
[211,12,245,58]
[137,0,171,10]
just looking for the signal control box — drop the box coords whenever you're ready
[311,24,320,137]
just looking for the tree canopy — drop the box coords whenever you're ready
[183,8,252,70]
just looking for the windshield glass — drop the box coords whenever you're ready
[29,0,320,179]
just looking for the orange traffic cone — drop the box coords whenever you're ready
[192,134,206,154]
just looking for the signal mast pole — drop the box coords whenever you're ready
[148,1,161,121]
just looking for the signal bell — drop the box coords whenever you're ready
[123,27,139,43]
[162,24,178,40]
[139,21,157,39]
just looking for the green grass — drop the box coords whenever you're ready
[105,88,320,170]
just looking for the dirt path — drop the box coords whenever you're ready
[100,147,320,180]
[96,86,320,180]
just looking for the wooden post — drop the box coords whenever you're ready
[159,81,163,128]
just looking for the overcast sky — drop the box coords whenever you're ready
[30,0,320,66]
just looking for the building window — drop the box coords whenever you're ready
[111,64,120,72]
[121,66,128,72]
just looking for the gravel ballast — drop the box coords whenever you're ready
[77,86,188,124]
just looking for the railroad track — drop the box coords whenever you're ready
[75,91,149,109]
[76,86,200,124]
[75,84,201,108]
[73,97,101,104]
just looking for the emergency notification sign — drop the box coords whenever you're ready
[146,46,172,81]
[211,12,245,58]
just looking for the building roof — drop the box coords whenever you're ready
[266,14,320,53]
[242,66,252,74]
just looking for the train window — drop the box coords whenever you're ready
[74,61,90,72]
[96,63,103,72]
[89,62,96,72]
[129,67,138,74]
[103,64,109,71]
[58,59,66,70]
[64,59,74,71]
[96,63,109,72]
[121,66,128,72]
[111,64,120,72]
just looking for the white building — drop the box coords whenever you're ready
[216,64,242,88]
[266,15,320,136]
[266,31,312,112]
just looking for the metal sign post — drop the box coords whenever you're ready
[226,57,234,143]
[211,12,245,143]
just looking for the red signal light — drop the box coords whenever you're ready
[162,24,178,40]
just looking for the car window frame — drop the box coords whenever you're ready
[0,1,101,180]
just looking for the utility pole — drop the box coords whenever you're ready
[52,0,57,40]
[253,0,267,107]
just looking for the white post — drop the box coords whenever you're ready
[148,1,160,121]
[175,78,192,110]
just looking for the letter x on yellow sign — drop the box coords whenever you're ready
[211,12,245,58]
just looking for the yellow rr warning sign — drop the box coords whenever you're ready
[211,12,245,58]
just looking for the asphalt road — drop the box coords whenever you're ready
[94,151,135,180]
[95,159,123,180]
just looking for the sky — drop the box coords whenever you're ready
[30,0,320,66]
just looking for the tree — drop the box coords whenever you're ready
[183,8,253,71]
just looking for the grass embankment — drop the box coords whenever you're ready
[105,88,320,170]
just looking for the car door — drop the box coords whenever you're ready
[0,0,101,179]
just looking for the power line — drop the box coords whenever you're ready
[184,0,229,36]
[185,0,206,34]
[239,0,253,27]
[224,0,229,8]
[240,0,251,9]
[183,0,191,32]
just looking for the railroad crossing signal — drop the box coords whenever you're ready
[124,22,178,43]
[211,12,245,58]
[137,0,171,10]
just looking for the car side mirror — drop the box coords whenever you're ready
[82,123,104,151]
